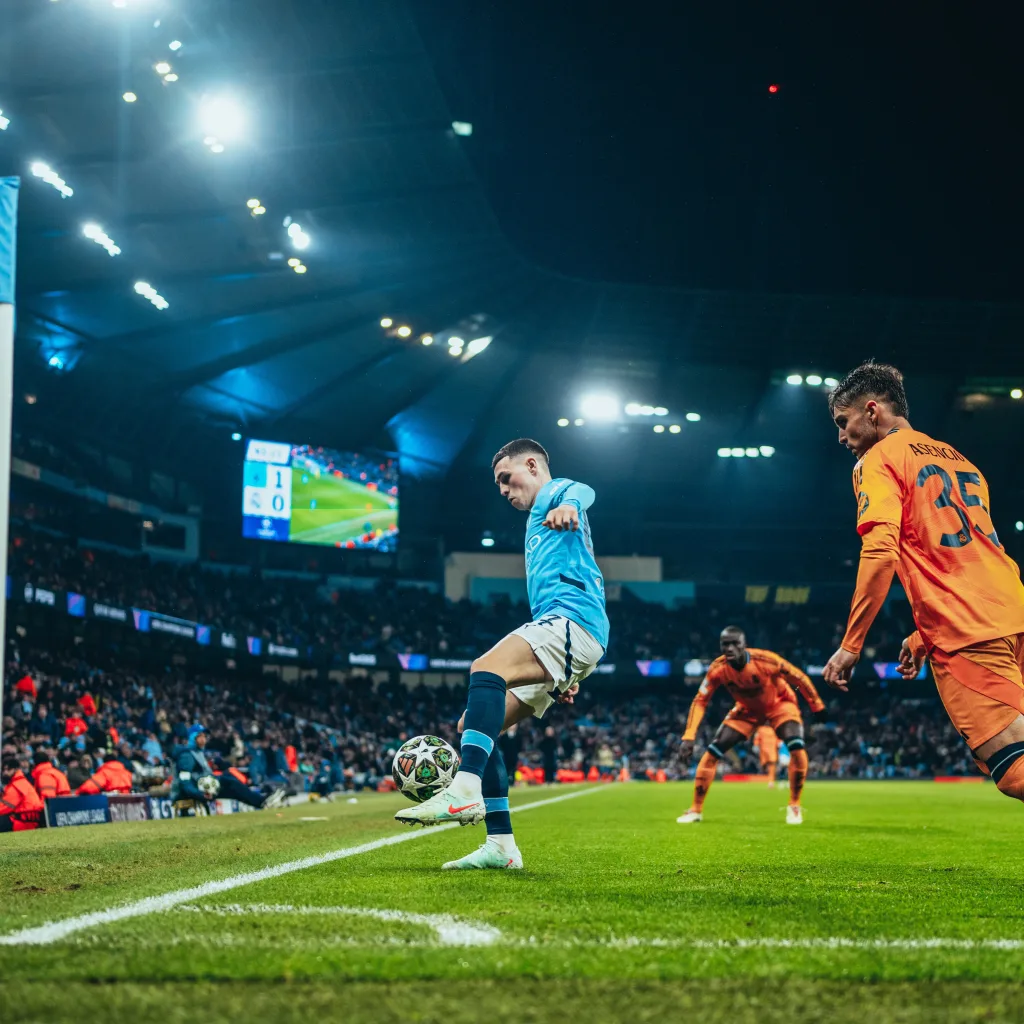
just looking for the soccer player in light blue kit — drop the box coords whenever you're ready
[395,438,609,869]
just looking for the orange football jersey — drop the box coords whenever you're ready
[852,428,1024,653]
[682,648,824,739]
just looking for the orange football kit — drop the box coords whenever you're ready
[682,649,825,813]
[841,428,1024,795]
[754,725,780,786]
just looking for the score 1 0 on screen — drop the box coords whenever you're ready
[241,439,401,552]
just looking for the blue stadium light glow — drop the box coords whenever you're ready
[760,445,776,457]
[164,73,179,83]
[452,121,473,136]
[198,94,247,151]
[0,109,9,131]
[717,447,732,457]
[579,394,620,420]
[653,424,665,433]
[669,424,681,434]
[1016,521,1023,532]
[685,412,701,422]
[786,374,803,385]
[287,222,311,250]
[574,418,584,427]
[824,377,839,387]
[154,61,172,76]
[625,402,669,417]
[480,532,495,548]
[557,418,569,427]
[420,335,434,346]
[745,447,760,457]
[805,374,823,386]
[48,355,65,370]
[122,91,137,103]
[730,447,745,457]
[30,161,73,198]
[720,445,776,458]
[231,432,242,441]
[82,223,121,256]
[169,40,182,51]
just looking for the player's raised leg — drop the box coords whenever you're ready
[677,725,746,823]
[395,634,547,827]
[777,719,807,824]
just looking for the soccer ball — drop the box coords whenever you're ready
[392,735,460,803]
[197,774,220,799]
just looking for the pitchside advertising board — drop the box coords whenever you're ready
[44,794,256,827]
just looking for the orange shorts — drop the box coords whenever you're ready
[722,701,802,740]
[930,634,1024,750]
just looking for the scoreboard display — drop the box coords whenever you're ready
[242,439,399,550]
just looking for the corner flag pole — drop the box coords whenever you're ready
[0,177,21,751]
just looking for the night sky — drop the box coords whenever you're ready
[419,2,1021,300]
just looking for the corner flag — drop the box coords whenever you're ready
[0,176,20,746]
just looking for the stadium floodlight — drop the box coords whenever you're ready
[134,280,169,310]
[287,222,311,250]
[198,94,247,145]
[247,198,260,209]
[82,223,121,256]
[252,205,266,216]
[294,264,307,274]
[24,394,37,405]
[669,424,681,434]
[154,61,172,75]
[481,534,495,548]
[574,418,585,426]
[717,448,732,457]
[169,40,183,51]
[786,374,803,385]
[640,405,655,416]
[685,412,701,422]
[122,92,137,103]
[48,354,65,370]
[448,336,464,348]
[759,445,776,457]
[466,336,492,357]
[730,447,745,457]
[231,432,242,441]
[447,345,462,358]
[653,424,665,434]
[1016,521,1023,532]
[654,407,668,416]
[380,318,393,328]
[452,121,473,136]
[579,393,620,421]
[624,402,642,416]
[209,143,225,153]
[745,447,760,458]
[0,109,9,131]
[806,374,823,386]
[30,161,73,198]
[164,73,179,83]
[557,418,569,427]
[420,335,434,346]
[397,326,412,338]
[1011,388,1023,400]
[824,377,839,387]
[287,258,300,268]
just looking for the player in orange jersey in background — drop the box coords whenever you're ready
[753,724,780,788]
[678,626,827,825]
[822,362,1024,801]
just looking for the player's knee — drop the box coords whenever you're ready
[705,743,726,761]
[986,742,1024,800]
[786,736,806,751]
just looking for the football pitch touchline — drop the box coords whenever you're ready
[0,786,608,948]
[289,508,395,544]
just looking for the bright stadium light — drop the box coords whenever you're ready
[654,407,668,416]
[745,447,760,458]
[209,143,225,154]
[1011,388,1023,400]
[685,412,701,422]
[481,533,495,548]
[448,336,464,348]
[466,336,492,357]
[806,374,823,386]
[717,448,732,457]
[122,92,137,103]
[653,424,665,434]
[231,432,242,441]
[0,110,9,131]
[1016,521,1023,532]
[669,424,681,434]
[452,121,473,136]
[448,345,462,358]
[48,354,65,370]
[624,403,642,416]
[294,264,307,274]
[287,222,311,250]
[759,445,776,457]
[82,223,121,256]
[169,40,182,51]
[397,325,412,338]
[134,280,169,310]
[574,419,585,427]
[731,447,745,457]
[30,161,73,198]
[557,418,569,427]
[824,377,839,388]
[154,61,172,76]
[380,318,393,328]
[786,374,803,385]
[579,394,620,421]
[164,73,179,83]
[198,94,247,145]
[247,198,260,209]
[420,335,434,346]
[288,258,301,268]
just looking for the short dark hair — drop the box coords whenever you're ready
[828,361,909,418]
[721,625,745,638]
[33,750,52,766]
[491,438,550,471]
[2,755,21,774]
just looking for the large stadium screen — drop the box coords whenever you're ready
[242,440,398,550]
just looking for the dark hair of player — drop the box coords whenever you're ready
[827,361,909,419]
[721,625,745,638]
[491,438,550,471]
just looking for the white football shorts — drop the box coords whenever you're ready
[509,615,605,719]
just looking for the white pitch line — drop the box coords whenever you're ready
[527,935,1024,952]
[176,902,501,947]
[0,785,607,947]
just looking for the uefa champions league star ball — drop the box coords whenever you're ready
[392,735,460,803]
[197,774,220,799]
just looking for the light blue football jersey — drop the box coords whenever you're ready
[524,477,609,650]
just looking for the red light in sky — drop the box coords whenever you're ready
[768,83,779,94]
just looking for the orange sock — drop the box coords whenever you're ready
[691,752,718,812]
[788,748,808,806]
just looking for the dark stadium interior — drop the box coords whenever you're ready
[2,4,1024,1017]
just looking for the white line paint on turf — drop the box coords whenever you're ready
[0,785,606,947]
[515,936,1024,952]
[177,902,501,946]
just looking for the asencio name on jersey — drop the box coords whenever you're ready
[525,478,609,650]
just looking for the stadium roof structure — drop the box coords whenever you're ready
[4,0,1024,525]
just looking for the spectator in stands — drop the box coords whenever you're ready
[0,755,44,832]
[539,726,559,784]
[141,731,163,766]
[172,726,279,810]
[31,750,71,799]
[63,707,88,740]
[14,673,37,703]
[28,703,58,745]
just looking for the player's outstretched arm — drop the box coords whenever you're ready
[543,481,596,532]
[679,677,717,757]
[780,656,827,716]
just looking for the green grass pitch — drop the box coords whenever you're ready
[288,467,397,546]
[2,782,1022,1023]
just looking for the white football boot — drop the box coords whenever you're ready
[786,804,803,825]
[442,838,523,870]
[394,776,486,828]
[676,810,703,824]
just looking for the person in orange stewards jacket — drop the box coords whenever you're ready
[76,757,133,795]
[31,751,71,798]
[0,756,45,831]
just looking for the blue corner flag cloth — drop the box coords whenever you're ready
[0,177,20,306]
